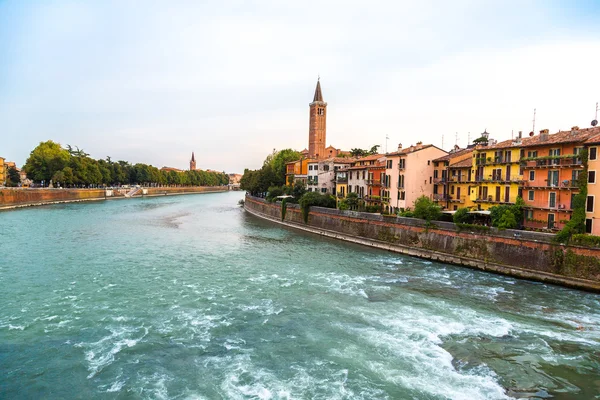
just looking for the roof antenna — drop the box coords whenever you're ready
[532,108,536,134]
[592,102,598,126]
[442,134,444,149]
[385,134,389,153]
[455,132,458,147]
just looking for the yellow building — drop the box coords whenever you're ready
[334,168,348,205]
[471,137,524,210]
[447,157,476,210]
[0,156,5,186]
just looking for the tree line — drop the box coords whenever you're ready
[22,140,229,187]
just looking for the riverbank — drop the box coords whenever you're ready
[244,194,600,292]
[0,186,228,210]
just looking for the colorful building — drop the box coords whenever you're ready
[520,127,599,231]
[366,161,387,209]
[471,133,525,210]
[432,147,474,210]
[386,143,447,213]
[285,158,312,186]
[447,156,476,210]
[584,132,600,235]
[0,156,5,186]
[346,154,382,201]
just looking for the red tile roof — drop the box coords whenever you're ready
[482,127,600,150]
[448,158,473,169]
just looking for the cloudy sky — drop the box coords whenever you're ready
[1,1,599,172]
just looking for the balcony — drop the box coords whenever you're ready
[474,197,512,204]
[433,177,447,184]
[449,195,467,203]
[475,175,524,184]
[521,180,580,189]
[364,195,382,203]
[521,156,583,169]
[433,194,450,201]
[335,177,348,183]
[366,179,382,186]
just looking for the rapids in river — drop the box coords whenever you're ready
[1,191,599,399]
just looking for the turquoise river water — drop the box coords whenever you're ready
[0,191,599,399]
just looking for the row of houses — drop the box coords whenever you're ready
[286,126,600,235]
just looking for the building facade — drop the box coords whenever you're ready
[432,147,474,210]
[0,156,5,186]
[586,133,600,235]
[386,143,447,213]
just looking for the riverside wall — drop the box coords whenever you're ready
[244,195,600,292]
[0,186,228,210]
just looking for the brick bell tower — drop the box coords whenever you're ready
[308,78,327,159]
[190,152,196,170]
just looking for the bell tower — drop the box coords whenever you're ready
[190,152,196,171]
[308,78,327,159]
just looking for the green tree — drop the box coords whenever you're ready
[268,149,301,186]
[23,140,70,182]
[6,166,20,187]
[345,192,360,210]
[412,195,442,221]
[453,207,470,224]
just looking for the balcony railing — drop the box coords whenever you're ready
[364,195,382,202]
[475,175,524,184]
[336,177,348,183]
[366,179,382,186]
[521,180,579,189]
[433,178,447,184]
[433,194,450,201]
[474,197,512,204]
[522,157,583,168]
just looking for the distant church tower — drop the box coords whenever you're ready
[190,152,196,170]
[308,78,327,159]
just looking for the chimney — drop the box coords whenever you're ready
[540,129,549,141]
[397,143,403,152]
[518,131,522,138]
[571,126,580,135]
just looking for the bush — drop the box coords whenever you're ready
[412,196,441,221]
[298,192,336,223]
[571,234,600,248]
[266,186,284,202]
[453,207,470,224]
[398,209,414,217]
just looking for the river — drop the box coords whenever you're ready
[1,191,599,399]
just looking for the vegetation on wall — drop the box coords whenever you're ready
[298,191,336,223]
[555,148,588,244]
[489,197,524,230]
[22,140,229,187]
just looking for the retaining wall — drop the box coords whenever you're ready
[244,195,600,292]
[0,186,228,210]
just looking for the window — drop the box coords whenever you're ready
[549,192,557,208]
[386,160,392,169]
[400,191,405,200]
[434,170,439,178]
[362,171,365,179]
[529,171,535,181]
[309,165,312,171]
[429,177,432,184]
[321,188,326,193]
[587,196,594,212]
[348,185,352,193]
[451,186,455,195]
[427,160,431,166]
[399,159,406,169]
[349,171,353,179]
[323,165,329,171]
[590,147,597,161]
[528,190,534,201]
[526,210,534,219]
[527,150,538,158]
[589,171,596,184]
[548,170,559,187]
[318,108,324,116]
[586,219,593,234]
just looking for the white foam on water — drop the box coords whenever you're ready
[79,325,148,379]
[239,299,283,316]
[8,324,25,330]
[311,273,369,298]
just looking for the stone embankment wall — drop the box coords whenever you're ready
[0,186,228,209]
[244,195,600,292]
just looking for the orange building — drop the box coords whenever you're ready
[365,162,387,208]
[521,127,599,231]
[585,133,600,235]
[432,147,474,209]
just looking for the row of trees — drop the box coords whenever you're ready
[22,141,229,187]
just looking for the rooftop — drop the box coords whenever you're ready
[433,148,472,162]
[448,158,473,169]
[480,126,600,150]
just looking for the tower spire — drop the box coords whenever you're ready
[313,79,323,102]
[190,152,196,171]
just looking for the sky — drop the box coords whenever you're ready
[1,0,600,173]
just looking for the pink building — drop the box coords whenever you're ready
[386,143,448,213]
